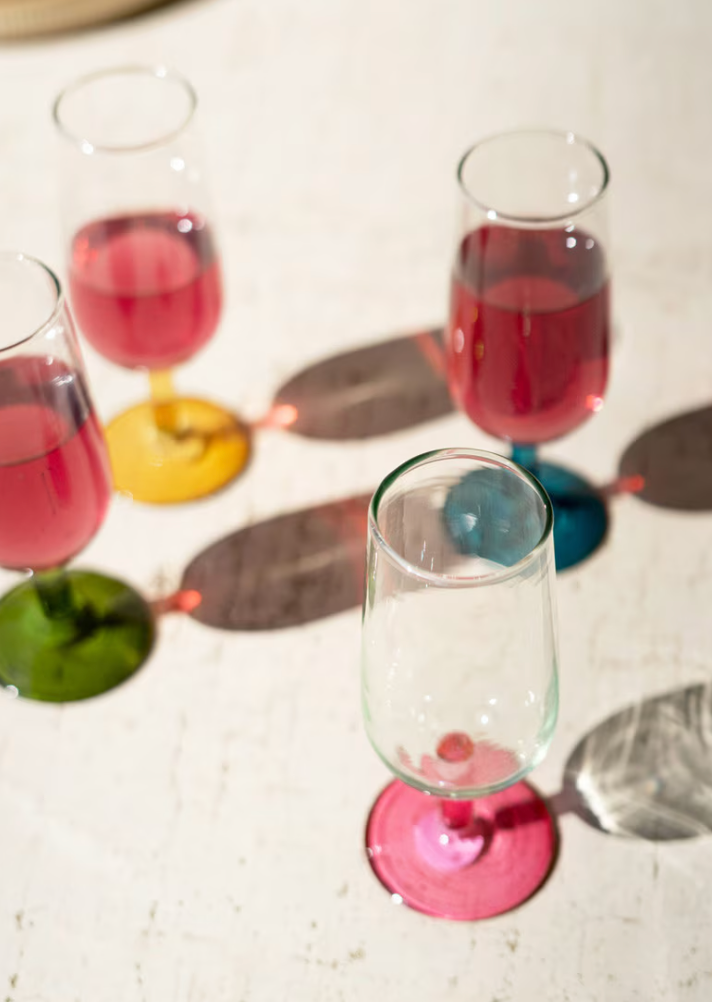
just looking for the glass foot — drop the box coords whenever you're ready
[533,462,608,571]
[445,461,607,572]
[443,466,546,568]
[366,779,556,920]
[0,571,155,702]
[107,397,251,504]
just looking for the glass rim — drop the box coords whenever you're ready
[456,127,610,225]
[368,448,554,588]
[52,63,198,155]
[0,252,64,353]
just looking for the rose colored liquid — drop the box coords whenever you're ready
[69,211,222,370]
[446,225,609,444]
[0,356,111,571]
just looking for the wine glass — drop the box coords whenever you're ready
[53,65,250,505]
[361,448,558,920]
[0,252,154,701]
[445,129,611,570]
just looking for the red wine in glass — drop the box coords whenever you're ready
[55,67,250,504]
[445,131,612,571]
[0,250,155,703]
[446,225,609,445]
[68,210,223,370]
[0,356,111,571]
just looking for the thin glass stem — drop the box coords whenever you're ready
[33,568,76,620]
[439,798,474,829]
[511,443,539,474]
[149,368,179,433]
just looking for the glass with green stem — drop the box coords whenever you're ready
[0,252,154,701]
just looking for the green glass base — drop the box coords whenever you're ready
[0,570,155,702]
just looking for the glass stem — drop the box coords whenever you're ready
[440,798,474,829]
[511,443,539,475]
[34,568,76,620]
[149,369,178,433]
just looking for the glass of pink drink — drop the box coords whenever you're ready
[445,130,611,570]
[53,66,250,504]
[361,449,559,919]
[0,253,154,701]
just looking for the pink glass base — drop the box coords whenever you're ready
[365,779,556,920]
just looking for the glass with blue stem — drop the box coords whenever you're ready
[445,129,611,570]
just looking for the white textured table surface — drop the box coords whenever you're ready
[1,2,712,999]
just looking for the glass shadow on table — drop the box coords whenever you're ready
[172,328,455,628]
[553,682,712,840]
[266,328,453,440]
[180,494,371,630]
[617,404,712,510]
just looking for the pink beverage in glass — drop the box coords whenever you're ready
[68,210,223,370]
[446,225,609,444]
[0,355,111,570]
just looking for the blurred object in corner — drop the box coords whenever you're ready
[0,0,177,39]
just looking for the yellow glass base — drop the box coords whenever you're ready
[106,397,251,504]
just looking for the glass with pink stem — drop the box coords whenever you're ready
[361,448,559,919]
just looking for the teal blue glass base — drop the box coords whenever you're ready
[444,448,607,572]
[443,466,543,568]
[512,446,607,571]
[0,570,155,702]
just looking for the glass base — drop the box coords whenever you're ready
[365,779,556,920]
[532,461,608,571]
[106,397,251,504]
[445,459,607,572]
[0,571,155,702]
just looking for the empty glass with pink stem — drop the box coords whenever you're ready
[361,448,559,920]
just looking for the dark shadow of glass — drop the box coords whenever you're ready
[618,405,712,510]
[268,328,453,440]
[552,683,712,840]
[180,494,371,630]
